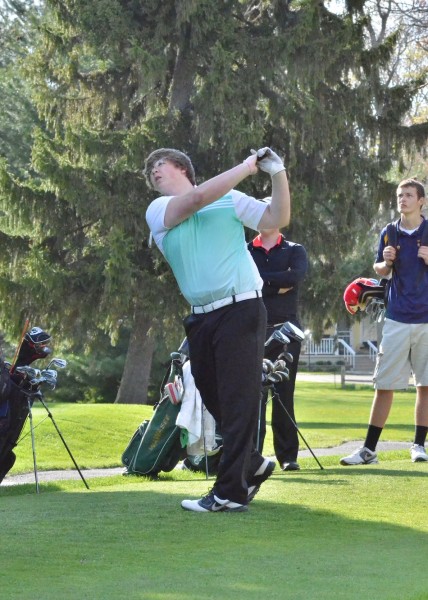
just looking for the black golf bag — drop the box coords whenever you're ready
[0,327,52,484]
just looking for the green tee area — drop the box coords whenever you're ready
[1,383,427,600]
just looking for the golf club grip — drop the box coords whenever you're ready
[256,149,270,162]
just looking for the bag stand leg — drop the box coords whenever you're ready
[25,394,89,492]
[37,396,90,489]
[27,399,40,494]
[271,389,324,471]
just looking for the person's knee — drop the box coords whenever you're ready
[416,386,428,402]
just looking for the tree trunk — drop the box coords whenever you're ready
[169,25,196,114]
[115,309,155,404]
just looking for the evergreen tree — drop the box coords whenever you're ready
[0,0,426,402]
[0,0,40,176]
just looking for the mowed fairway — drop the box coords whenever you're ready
[1,383,427,600]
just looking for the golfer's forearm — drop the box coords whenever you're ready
[257,171,290,229]
[193,163,253,208]
[164,162,253,227]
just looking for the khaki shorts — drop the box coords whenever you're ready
[373,319,428,389]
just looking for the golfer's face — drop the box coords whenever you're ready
[150,159,184,194]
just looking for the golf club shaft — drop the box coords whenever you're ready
[201,404,209,480]
[272,390,324,470]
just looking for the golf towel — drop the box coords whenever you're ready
[176,361,216,452]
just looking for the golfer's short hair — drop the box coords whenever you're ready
[144,148,196,188]
[397,178,426,199]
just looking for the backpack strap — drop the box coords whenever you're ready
[383,220,401,301]
[418,218,428,248]
[416,218,428,287]
[384,219,400,251]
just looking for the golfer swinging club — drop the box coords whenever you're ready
[145,146,290,512]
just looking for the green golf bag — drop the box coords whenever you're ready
[121,352,186,476]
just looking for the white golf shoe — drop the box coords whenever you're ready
[410,444,428,463]
[340,446,378,466]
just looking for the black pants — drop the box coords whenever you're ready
[257,329,301,464]
[183,298,267,504]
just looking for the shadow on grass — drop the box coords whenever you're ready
[295,421,415,432]
[0,476,427,600]
[273,465,428,485]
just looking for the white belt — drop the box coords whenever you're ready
[191,291,261,314]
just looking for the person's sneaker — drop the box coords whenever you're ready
[282,461,300,471]
[410,444,428,463]
[340,446,379,466]
[247,458,276,502]
[181,491,248,513]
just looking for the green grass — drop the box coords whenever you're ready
[1,384,427,600]
[6,383,418,474]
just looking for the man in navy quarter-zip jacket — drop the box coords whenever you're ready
[248,224,308,471]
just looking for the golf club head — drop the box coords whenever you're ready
[47,358,67,369]
[38,376,56,390]
[265,329,291,355]
[25,327,51,347]
[262,358,275,374]
[267,370,289,384]
[272,359,287,372]
[42,368,58,382]
[278,351,294,363]
[279,322,305,342]
[15,366,41,380]
[273,330,291,345]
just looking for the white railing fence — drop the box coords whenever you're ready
[303,337,354,368]
[365,340,378,361]
[302,336,378,370]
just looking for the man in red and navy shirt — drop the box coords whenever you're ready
[248,226,308,471]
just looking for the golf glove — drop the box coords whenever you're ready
[251,147,285,177]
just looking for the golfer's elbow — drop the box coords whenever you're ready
[279,210,290,228]
[274,206,290,228]
[187,188,204,210]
